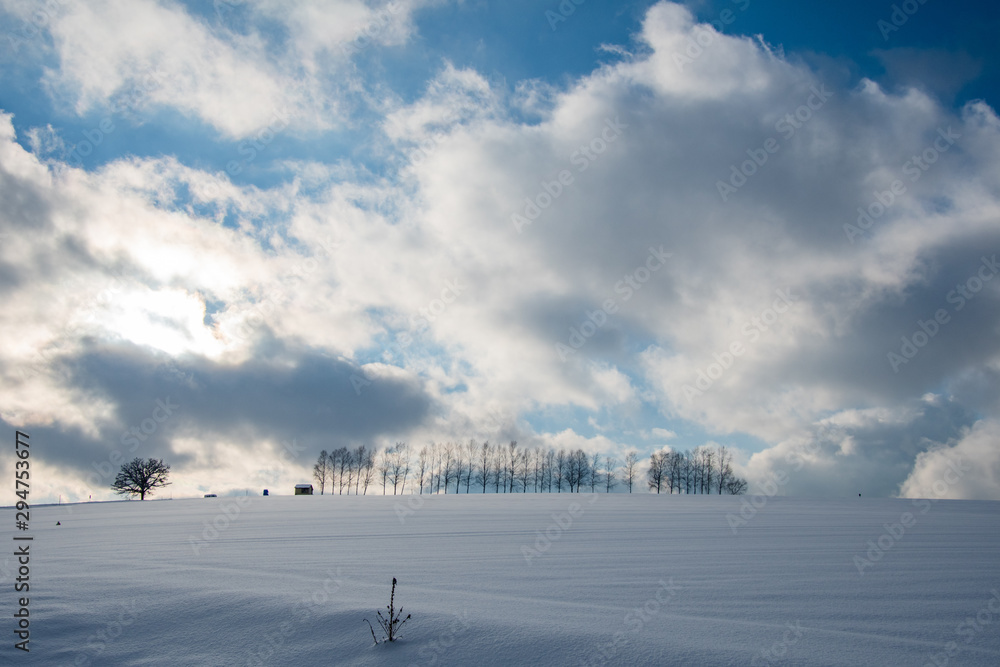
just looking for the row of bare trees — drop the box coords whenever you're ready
[646,445,747,494]
[408,441,630,495]
[312,445,378,495]
[311,441,746,495]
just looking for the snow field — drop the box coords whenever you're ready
[8,494,1000,666]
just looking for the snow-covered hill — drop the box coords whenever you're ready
[8,494,1000,665]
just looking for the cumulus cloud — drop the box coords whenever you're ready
[20,0,430,139]
[899,420,1000,499]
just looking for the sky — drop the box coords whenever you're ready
[1,0,999,502]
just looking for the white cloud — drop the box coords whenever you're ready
[42,0,303,138]
[33,0,432,139]
[899,420,1000,499]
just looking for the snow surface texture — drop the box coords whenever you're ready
[8,495,1000,666]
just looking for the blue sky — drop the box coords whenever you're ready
[2,0,999,501]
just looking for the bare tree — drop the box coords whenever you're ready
[623,451,639,493]
[703,447,714,495]
[327,449,340,493]
[441,442,456,494]
[665,451,683,494]
[647,451,666,494]
[426,442,439,493]
[604,455,618,493]
[111,457,171,500]
[555,449,566,493]
[562,450,583,492]
[725,477,748,494]
[507,441,518,492]
[532,448,542,492]
[580,450,592,492]
[494,444,506,493]
[453,442,464,494]
[518,449,531,492]
[684,451,694,494]
[545,449,555,492]
[378,447,392,495]
[313,450,329,495]
[465,439,477,493]
[417,446,429,494]
[715,445,733,494]
[337,447,351,494]
[345,450,357,494]
[354,445,368,495]
[361,448,376,495]
[476,440,492,493]
[589,452,601,493]
[390,442,410,495]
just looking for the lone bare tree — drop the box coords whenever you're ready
[111,457,171,500]
[725,477,748,495]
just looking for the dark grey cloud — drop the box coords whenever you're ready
[43,335,435,480]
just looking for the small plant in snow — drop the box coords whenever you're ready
[364,577,410,644]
